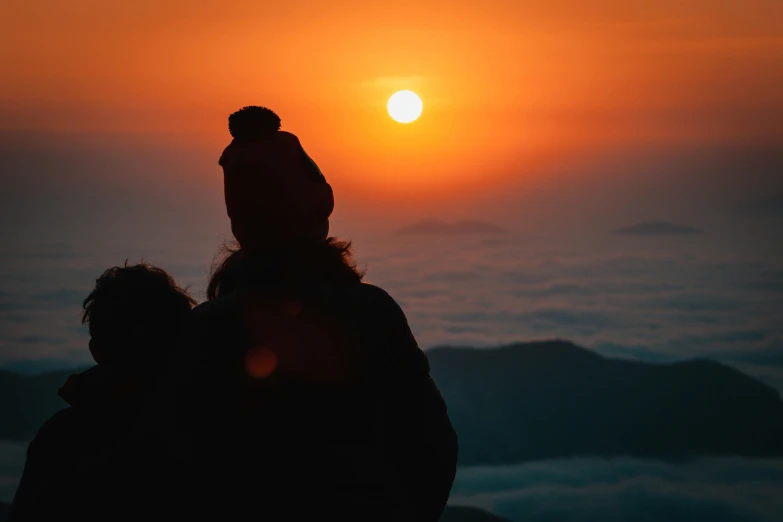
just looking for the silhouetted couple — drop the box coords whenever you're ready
[10,107,458,521]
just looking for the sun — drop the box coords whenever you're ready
[387,90,423,123]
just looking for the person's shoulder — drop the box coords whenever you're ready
[39,407,78,432]
[338,282,398,307]
[190,293,244,321]
[190,299,214,321]
[348,282,394,301]
[191,298,219,317]
[183,294,247,351]
[29,407,81,452]
[335,283,410,324]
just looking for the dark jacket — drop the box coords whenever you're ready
[9,365,173,522]
[170,282,458,521]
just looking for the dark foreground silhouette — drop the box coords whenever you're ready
[5,256,459,522]
[181,107,458,520]
[168,269,458,521]
[8,106,460,522]
[5,340,783,468]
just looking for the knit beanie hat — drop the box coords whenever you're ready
[218,106,334,249]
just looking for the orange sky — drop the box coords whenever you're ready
[1,0,781,195]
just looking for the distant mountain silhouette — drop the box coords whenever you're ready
[3,342,783,466]
[735,192,783,216]
[396,219,509,236]
[612,221,701,236]
[428,341,783,466]
[0,502,505,522]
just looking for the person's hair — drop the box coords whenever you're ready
[82,262,197,365]
[207,238,365,301]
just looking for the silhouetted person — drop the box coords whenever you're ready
[9,263,196,521]
[164,106,458,521]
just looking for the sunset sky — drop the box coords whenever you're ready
[2,0,782,199]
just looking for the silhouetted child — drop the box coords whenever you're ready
[9,263,195,522]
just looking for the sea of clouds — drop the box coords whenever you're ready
[2,218,782,391]
[450,457,783,522]
[359,229,783,391]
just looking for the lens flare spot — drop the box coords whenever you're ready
[244,346,278,378]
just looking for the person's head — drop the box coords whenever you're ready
[218,106,334,251]
[206,238,365,301]
[82,262,196,368]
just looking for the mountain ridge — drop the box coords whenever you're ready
[428,340,783,465]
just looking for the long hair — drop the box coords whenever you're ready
[207,238,365,301]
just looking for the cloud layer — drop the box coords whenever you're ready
[450,457,783,522]
[2,214,783,396]
[356,229,783,390]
